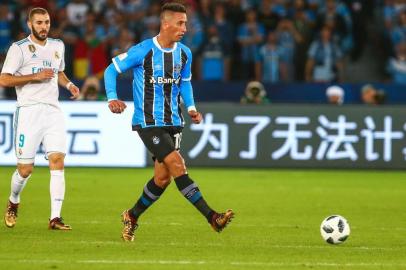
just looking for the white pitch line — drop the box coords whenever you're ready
[14,240,400,251]
[9,259,406,268]
[68,241,401,251]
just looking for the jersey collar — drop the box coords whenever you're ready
[28,35,48,48]
[153,36,177,53]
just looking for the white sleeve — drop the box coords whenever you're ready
[59,42,65,72]
[1,44,23,75]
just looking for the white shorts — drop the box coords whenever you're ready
[14,103,66,164]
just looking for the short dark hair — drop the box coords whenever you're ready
[28,7,49,21]
[161,2,186,14]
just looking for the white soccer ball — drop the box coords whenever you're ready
[320,215,350,244]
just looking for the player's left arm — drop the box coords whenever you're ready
[180,80,202,124]
[179,48,202,124]
[58,71,80,99]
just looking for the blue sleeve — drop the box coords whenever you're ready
[181,47,193,81]
[111,42,145,74]
[104,64,119,100]
[180,80,195,111]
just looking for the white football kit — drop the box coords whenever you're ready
[1,36,67,164]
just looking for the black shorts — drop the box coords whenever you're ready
[136,126,183,162]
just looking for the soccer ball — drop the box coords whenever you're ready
[320,215,350,244]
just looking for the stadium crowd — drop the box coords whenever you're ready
[0,0,405,100]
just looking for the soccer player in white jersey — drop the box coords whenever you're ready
[0,7,80,230]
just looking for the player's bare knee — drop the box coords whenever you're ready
[17,164,33,178]
[154,177,171,188]
[48,153,65,169]
[164,152,187,177]
[167,161,187,178]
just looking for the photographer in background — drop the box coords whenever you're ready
[360,84,386,105]
[325,85,345,105]
[240,81,270,105]
[374,89,386,105]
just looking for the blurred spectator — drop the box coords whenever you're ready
[240,81,270,104]
[360,83,386,105]
[140,2,161,41]
[73,13,108,79]
[390,10,406,48]
[198,0,213,30]
[258,0,281,32]
[316,0,351,54]
[200,25,229,81]
[111,28,135,79]
[305,26,344,83]
[66,0,90,27]
[292,0,314,81]
[0,0,397,87]
[51,7,79,78]
[387,42,406,84]
[140,15,160,41]
[256,31,288,83]
[361,84,377,105]
[0,52,16,99]
[111,28,135,57]
[345,0,370,61]
[0,4,12,55]
[225,0,245,26]
[374,89,387,105]
[325,85,344,105]
[384,0,397,31]
[182,3,204,75]
[237,9,265,80]
[212,3,233,54]
[182,3,204,55]
[78,76,105,101]
[28,0,49,9]
[276,18,303,81]
[307,0,321,22]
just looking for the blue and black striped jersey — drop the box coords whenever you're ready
[106,36,195,129]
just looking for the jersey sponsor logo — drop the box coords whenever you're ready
[149,76,180,84]
[32,67,58,74]
[28,44,36,53]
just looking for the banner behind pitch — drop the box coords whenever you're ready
[0,101,146,167]
[178,103,406,169]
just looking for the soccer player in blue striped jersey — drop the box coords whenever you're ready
[104,2,234,242]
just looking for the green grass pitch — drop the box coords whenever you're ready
[0,167,405,270]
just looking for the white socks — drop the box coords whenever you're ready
[9,170,30,204]
[50,170,65,220]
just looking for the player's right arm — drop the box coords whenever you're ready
[104,64,127,114]
[0,43,54,87]
[104,43,145,114]
[0,70,54,87]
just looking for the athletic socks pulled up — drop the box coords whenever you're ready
[130,178,165,219]
[9,170,30,204]
[174,174,214,223]
[50,170,65,220]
